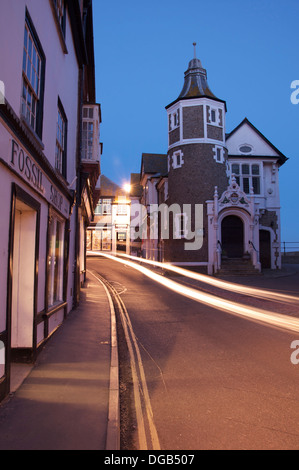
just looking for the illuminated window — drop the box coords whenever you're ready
[117,205,128,216]
[95,199,112,215]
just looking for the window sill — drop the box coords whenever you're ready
[45,301,67,318]
[20,116,44,151]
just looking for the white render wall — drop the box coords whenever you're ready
[0,0,79,186]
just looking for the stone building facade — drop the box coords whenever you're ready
[133,48,287,275]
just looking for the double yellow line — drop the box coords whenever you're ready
[88,269,161,451]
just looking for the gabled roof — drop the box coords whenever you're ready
[226,118,288,166]
[98,175,126,198]
[130,173,143,198]
[141,153,168,176]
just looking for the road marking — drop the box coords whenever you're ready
[87,269,161,451]
[87,271,120,451]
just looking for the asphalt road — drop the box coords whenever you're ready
[87,256,299,450]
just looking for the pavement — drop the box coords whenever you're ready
[0,271,119,451]
[0,258,297,450]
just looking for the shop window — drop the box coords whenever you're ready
[48,214,65,307]
[21,11,45,139]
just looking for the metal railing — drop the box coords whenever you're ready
[281,242,299,255]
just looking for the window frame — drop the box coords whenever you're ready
[55,98,68,178]
[168,108,180,131]
[230,162,261,195]
[175,213,188,239]
[94,199,112,216]
[21,9,46,140]
[172,150,184,169]
[116,204,128,216]
[47,211,65,308]
[82,106,98,161]
[207,105,222,127]
[53,0,66,37]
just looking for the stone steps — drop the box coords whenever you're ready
[217,258,261,276]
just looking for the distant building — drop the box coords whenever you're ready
[0,0,101,401]
[134,49,287,275]
[87,175,131,254]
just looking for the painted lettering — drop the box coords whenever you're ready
[10,139,43,193]
[25,155,31,180]
[50,185,63,211]
[11,139,18,165]
[32,163,37,186]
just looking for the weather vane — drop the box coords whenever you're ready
[193,42,197,59]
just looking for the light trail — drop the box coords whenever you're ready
[88,251,299,334]
[115,252,299,306]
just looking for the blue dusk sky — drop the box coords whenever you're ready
[93,0,299,242]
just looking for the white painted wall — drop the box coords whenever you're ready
[226,122,279,157]
[0,0,79,186]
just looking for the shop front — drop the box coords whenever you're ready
[0,116,74,400]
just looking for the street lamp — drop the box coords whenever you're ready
[123,183,131,194]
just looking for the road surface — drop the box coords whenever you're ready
[87,255,299,450]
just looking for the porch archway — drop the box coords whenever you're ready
[221,215,244,258]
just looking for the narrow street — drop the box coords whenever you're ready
[88,255,299,450]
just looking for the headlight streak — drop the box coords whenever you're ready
[89,251,299,334]
[115,253,299,306]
